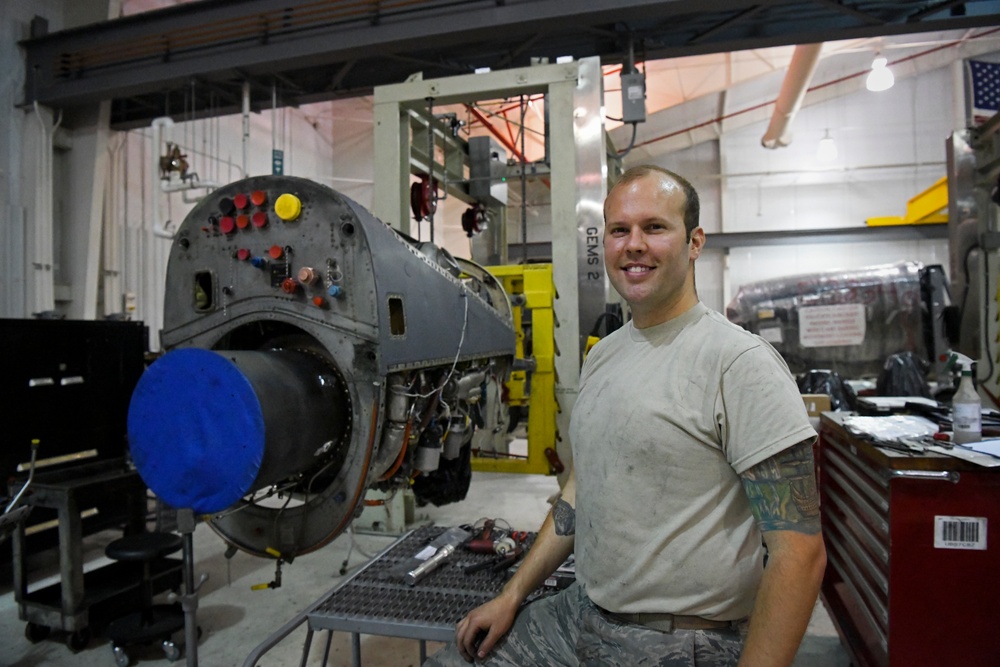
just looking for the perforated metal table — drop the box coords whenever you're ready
[243,525,522,667]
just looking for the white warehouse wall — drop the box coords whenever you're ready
[0,0,125,320]
[103,100,361,348]
[1,0,68,319]
[646,62,961,314]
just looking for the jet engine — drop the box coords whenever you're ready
[127,176,515,559]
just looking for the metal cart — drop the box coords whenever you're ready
[10,459,182,652]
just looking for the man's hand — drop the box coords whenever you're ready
[454,467,578,663]
[455,591,521,662]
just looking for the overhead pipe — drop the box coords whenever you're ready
[625,27,1000,158]
[147,116,177,350]
[761,43,824,149]
[140,116,174,349]
[150,115,223,221]
[272,81,278,164]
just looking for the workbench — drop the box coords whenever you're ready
[818,412,1000,666]
[243,525,549,667]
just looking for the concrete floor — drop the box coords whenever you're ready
[1,472,851,667]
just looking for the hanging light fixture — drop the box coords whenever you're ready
[866,55,894,92]
[817,129,838,162]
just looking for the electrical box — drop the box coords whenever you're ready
[620,72,646,124]
[469,136,508,205]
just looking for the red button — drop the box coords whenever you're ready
[312,296,326,307]
[234,193,249,210]
[252,212,268,228]
[268,245,284,259]
[237,248,251,261]
[220,216,235,234]
[281,278,298,294]
[236,214,250,229]
[251,190,267,206]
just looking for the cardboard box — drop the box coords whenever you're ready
[802,394,832,417]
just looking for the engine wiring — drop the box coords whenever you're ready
[210,479,301,520]
[395,291,470,401]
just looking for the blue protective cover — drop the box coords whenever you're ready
[127,348,264,514]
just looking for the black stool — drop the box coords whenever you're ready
[105,532,185,666]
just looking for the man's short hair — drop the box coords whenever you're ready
[609,165,700,239]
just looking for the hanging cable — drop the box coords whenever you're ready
[426,96,435,243]
[609,122,639,159]
[272,79,278,173]
[519,95,527,264]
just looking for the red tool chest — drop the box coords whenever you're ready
[818,413,1000,666]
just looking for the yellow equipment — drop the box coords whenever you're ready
[866,176,948,226]
[472,264,558,475]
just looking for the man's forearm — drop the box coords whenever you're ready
[738,440,826,665]
[500,469,577,603]
[500,502,576,602]
[738,532,826,666]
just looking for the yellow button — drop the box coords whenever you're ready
[274,193,302,221]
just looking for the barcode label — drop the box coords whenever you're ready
[934,516,987,550]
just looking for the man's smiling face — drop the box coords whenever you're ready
[603,172,704,328]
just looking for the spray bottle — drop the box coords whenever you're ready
[944,351,981,445]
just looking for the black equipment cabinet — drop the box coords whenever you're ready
[1,317,147,478]
[1,319,180,651]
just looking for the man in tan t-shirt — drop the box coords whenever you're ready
[426,165,826,667]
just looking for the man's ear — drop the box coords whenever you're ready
[689,227,706,259]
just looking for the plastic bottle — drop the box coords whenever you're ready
[952,365,982,445]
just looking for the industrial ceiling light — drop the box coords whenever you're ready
[866,55,894,92]
[817,129,838,162]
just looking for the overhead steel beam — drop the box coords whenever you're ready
[909,0,975,21]
[508,222,949,261]
[810,0,886,25]
[496,34,545,68]
[19,0,697,107]
[707,224,949,248]
[17,0,1000,129]
[329,60,356,90]
[688,5,769,45]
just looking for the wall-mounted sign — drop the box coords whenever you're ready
[799,304,865,348]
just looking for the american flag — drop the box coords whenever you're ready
[969,59,1000,125]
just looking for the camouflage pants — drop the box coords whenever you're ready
[423,583,744,667]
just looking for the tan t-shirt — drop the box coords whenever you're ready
[570,302,816,620]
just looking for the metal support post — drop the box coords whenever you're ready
[169,508,206,667]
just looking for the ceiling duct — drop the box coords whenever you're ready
[761,43,824,149]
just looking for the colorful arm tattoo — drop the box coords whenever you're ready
[739,440,821,534]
